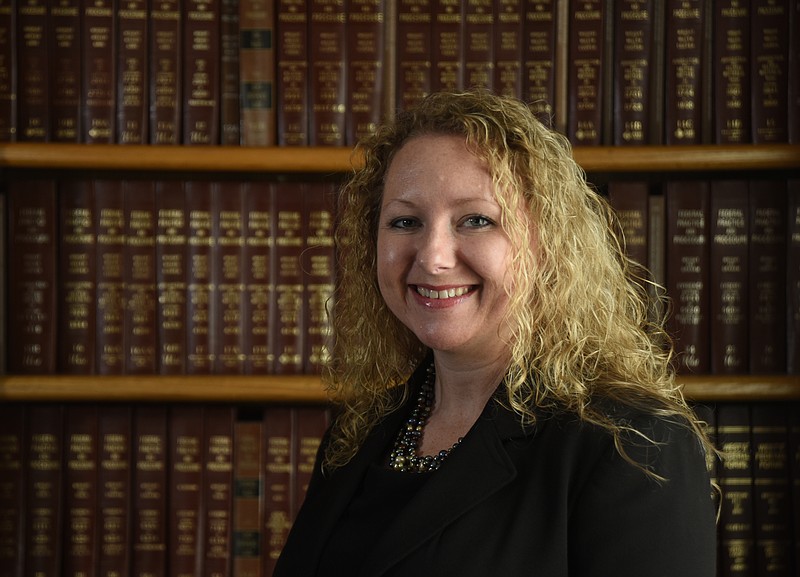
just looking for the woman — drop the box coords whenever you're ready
[275,90,717,576]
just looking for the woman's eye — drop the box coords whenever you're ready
[463,215,493,228]
[389,217,419,229]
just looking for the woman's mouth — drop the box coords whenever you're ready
[415,285,472,300]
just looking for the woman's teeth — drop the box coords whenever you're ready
[416,286,470,299]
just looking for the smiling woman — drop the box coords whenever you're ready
[274,90,718,577]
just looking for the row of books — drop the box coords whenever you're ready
[606,178,800,376]
[697,402,800,577]
[3,178,338,375]
[4,0,799,147]
[0,402,331,577]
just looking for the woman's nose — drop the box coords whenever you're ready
[415,222,456,273]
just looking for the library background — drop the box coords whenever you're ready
[0,0,799,575]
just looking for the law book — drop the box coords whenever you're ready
[522,0,556,127]
[97,405,132,577]
[149,0,181,144]
[292,407,329,516]
[213,181,246,374]
[272,182,306,375]
[276,0,309,145]
[665,180,711,374]
[17,0,49,140]
[788,179,800,374]
[395,0,433,111]
[50,0,81,142]
[95,180,127,374]
[239,0,276,146]
[492,0,523,99]
[131,405,168,577]
[710,180,750,375]
[262,407,294,576]
[303,181,336,374]
[243,181,274,374]
[751,0,790,143]
[62,405,99,577]
[232,413,265,577]
[566,0,607,146]
[116,0,149,144]
[463,0,494,91]
[612,0,658,145]
[713,0,752,144]
[648,192,667,321]
[346,0,386,144]
[0,404,25,577]
[220,0,241,145]
[82,0,115,143]
[186,181,217,373]
[790,0,800,144]
[155,180,188,374]
[308,0,347,146]
[0,0,16,141]
[183,0,220,145]
[202,406,235,577]
[0,191,4,374]
[716,403,756,577]
[124,180,158,374]
[664,0,707,144]
[8,179,57,373]
[748,179,788,374]
[431,0,464,93]
[607,181,650,271]
[24,404,64,577]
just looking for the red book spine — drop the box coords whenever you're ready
[346,0,386,144]
[493,0,522,98]
[50,0,81,142]
[522,0,556,127]
[308,0,346,146]
[0,0,16,141]
[232,414,265,577]
[788,179,800,374]
[713,0,752,144]
[0,404,25,577]
[149,0,181,144]
[432,0,463,93]
[263,407,293,576]
[463,0,494,91]
[17,0,49,140]
[155,180,188,374]
[116,0,149,144]
[183,0,220,145]
[239,0,276,146]
[567,0,606,146]
[395,0,432,111]
[58,179,98,374]
[276,0,309,145]
[220,0,241,145]
[751,0,790,143]
[81,0,115,143]
[8,179,57,373]
[203,406,235,577]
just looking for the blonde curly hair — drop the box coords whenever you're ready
[323,90,713,473]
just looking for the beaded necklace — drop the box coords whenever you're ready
[388,362,463,473]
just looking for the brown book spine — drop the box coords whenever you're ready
[751,0,790,143]
[665,180,711,374]
[522,0,556,127]
[493,0,522,99]
[303,181,336,374]
[97,405,132,577]
[612,0,656,145]
[63,405,99,577]
[131,406,168,577]
[0,404,25,577]
[214,181,246,374]
[263,407,293,576]
[82,0,115,143]
[0,0,16,141]
[788,179,800,374]
[0,191,4,374]
[432,0,463,92]
[8,180,57,373]
[291,408,329,516]
[183,0,220,145]
[710,180,750,374]
[149,0,181,144]
[463,0,494,92]
[276,0,309,145]
[155,180,188,374]
[95,180,127,375]
[272,182,305,375]
[607,181,650,270]
[239,0,276,146]
[395,0,432,111]
[116,0,149,144]
[713,0,752,144]
[24,405,63,577]
[186,181,217,373]
[124,181,158,373]
[50,0,81,142]
[748,179,788,373]
[220,0,241,145]
[790,0,800,144]
[58,179,98,374]
[243,182,274,374]
[17,0,48,140]
[664,0,706,145]
[232,414,265,577]
[308,0,346,146]
[346,0,385,144]
[567,0,606,146]
[203,406,235,577]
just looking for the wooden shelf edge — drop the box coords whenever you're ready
[680,375,800,401]
[0,143,797,173]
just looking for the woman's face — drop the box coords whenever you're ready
[376,134,514,359]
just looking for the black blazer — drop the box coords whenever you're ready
[275,370,717,577]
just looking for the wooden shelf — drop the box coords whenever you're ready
[0,143,798,173]
[1,374,798,403]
